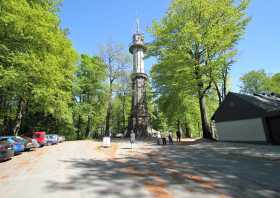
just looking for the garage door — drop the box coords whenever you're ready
[215,118,266,142]
[267,116,280,145]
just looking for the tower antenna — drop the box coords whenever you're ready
[136,18,140,33]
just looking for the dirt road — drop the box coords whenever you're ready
[0,140,279,198]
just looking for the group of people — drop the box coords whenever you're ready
[156,130,181,145]
[129,130,182,148]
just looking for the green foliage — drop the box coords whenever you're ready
[240,70,271,94]
[111,94,130,134]
[151,109,168,132]
[0,0,78,137]
[0,0,132,139]
[269,73,280,95]
[149,0,250,138]
[240,70,280,95]
[149,0,250,95]
[73,54,107,139]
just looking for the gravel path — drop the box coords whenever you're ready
[0,140,279,198]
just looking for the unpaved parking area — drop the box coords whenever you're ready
[0,140,280,198]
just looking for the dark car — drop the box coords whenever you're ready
[0,141,14,162]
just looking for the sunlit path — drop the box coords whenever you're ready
[1,140,279,198]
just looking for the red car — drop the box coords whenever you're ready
[33,131,46,147]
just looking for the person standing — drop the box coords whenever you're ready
[168,132,173,145]
[176,130,181,143]
[157,131,162,145]
[130,130,136,149]
[162,133,167,145]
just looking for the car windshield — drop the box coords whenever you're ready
[11,137,21,143]
[16,137,27,143]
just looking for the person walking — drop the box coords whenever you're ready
[157,131,162,145]
[168,132,173,145]
[130,131,136,149]
[176,130,181,143]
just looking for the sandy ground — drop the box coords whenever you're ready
[0,139,280,198]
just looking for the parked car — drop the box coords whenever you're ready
[31,138,40,148]
[46,134,59,145]
[33,131,46,147]
[21,134,40,148]
[0,137,25,154]
[0,141,14,162]
[21,136,40,148]
[58,135,65,143]
[12,137,33,151]
[17,136,39,151]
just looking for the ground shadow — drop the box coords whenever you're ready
[0,158,12,163]
[45,142,280,198]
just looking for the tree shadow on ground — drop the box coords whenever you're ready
[45,142,280,198]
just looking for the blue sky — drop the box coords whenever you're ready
[60,0,280,91]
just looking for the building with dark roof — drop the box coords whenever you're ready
[212,92,280,144]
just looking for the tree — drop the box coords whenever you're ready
[213,51,235,104]
[116,71,131,134]
[73,54,107,139]
[0,0,78,136]
[99,42,131,136]
[269,73,280,95]
[149,0,250,139]
[240,70,280,96]
[240,69,270,94]
[151,68,201,137]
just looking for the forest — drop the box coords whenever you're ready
[0,0,279,140]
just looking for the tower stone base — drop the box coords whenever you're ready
[128,73,150,137]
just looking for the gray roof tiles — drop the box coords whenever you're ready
[233,92,280,113]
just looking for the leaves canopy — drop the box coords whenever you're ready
[240,70,280,95]
[0,0,78,135]
[149,0,250,137]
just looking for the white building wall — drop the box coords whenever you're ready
[216,118,266,142]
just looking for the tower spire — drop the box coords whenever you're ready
[136,18,140,33]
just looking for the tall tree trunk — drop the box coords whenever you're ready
[13,98,26,136]
[77,114,81,139]
[222,68,228,100]
[194,48,212,140]
[177,120,180,133]
[85,115,91,138]
[0,96,7,135]
[213,81,222,105]
[105,89,112,136]
[1,97,12,135]
[117,118,120,133]
[198,95,212,139]
[184,122,191,138]
[122,95,126,133]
